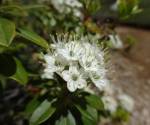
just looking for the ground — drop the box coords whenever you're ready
[110,26,150,125]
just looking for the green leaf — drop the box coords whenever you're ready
[10,58,28,85]
[85,94,104,111]
[18,28,49,50]
[67,112,76,125]
[30,100,56,125]
[75,105,97,125]
[55,112,76,125]
[81,0,101,14]
[0,54,16,76]
[25,97,41,117]
[112,107,130,122]
[0,5,27,17]
[117,0,141,18]
[86,106,98,121]
[0,18,16,47]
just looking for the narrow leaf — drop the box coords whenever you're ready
[30,100,56,125]
[76,105,97,125]
[55,112,76,125]
[75,105,94,121]
[25,97,40,117]
[10,58,28,85]
[85,94,104,111]
[0,18,16,47]
[18,28,49,50]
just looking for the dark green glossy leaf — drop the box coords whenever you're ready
[55,112,76,125]
[86,105,98,121]
[75,105,97,125]
[18,28,49,50]
[0,53,16,76]
[85,94,104,111]
[30,100,56,125]
[0,18,16,47]
[10,58,28,85]
[25,97,40,117]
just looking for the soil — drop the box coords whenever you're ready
[109,26,150,125]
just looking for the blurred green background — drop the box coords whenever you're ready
[99,0,150,28]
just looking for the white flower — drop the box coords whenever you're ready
[51,0,65,13]
[42,34,108,92]
[109,34,123,49]
[50,0,83,17]
[56,41,84,61]
[80,55,98,72]
[82,42,104,66]
[118,94,134,112]
[79,43,104,71]
[42,54,64,79]
[90,71,108,90]
[65,0,82,8]
[102,96,118,113]
[62,66,87,92]
[73,9,83,18]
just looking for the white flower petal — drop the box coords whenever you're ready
[44,55,55,64]
[41,72,54,79]
[102,96,118,113]
[67,81,77,92]
[77,78,87,89]
[94,79,108,90]
[118,94,134,112]
[62,70,70,81]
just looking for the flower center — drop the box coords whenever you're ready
[54,60,60,67]
[71,74,78,81]
[69,51,74,57]
[86,61,91,67]
[92,73,101,80]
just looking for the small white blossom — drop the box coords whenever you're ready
[73,9,83,18]
[50,0,83,17]
[51,0,65,13]
[80,55,98,72]
[62,66,87,92]
[65,0,82,8]
[90,72,109,90]
[109,34,123,49]
[42,54,64,79]
[102,96,118,113]
[56,41,84,61]
[118,94,134,112]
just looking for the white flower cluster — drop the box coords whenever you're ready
[102,84,134,113]
[42,35,108,92]
[51,0,83,17]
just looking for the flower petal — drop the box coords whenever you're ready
[67,81,77,92]
[62,70,70,81]
[41,72,54,79]
[77,78,87,89]
[94,79,108,90]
